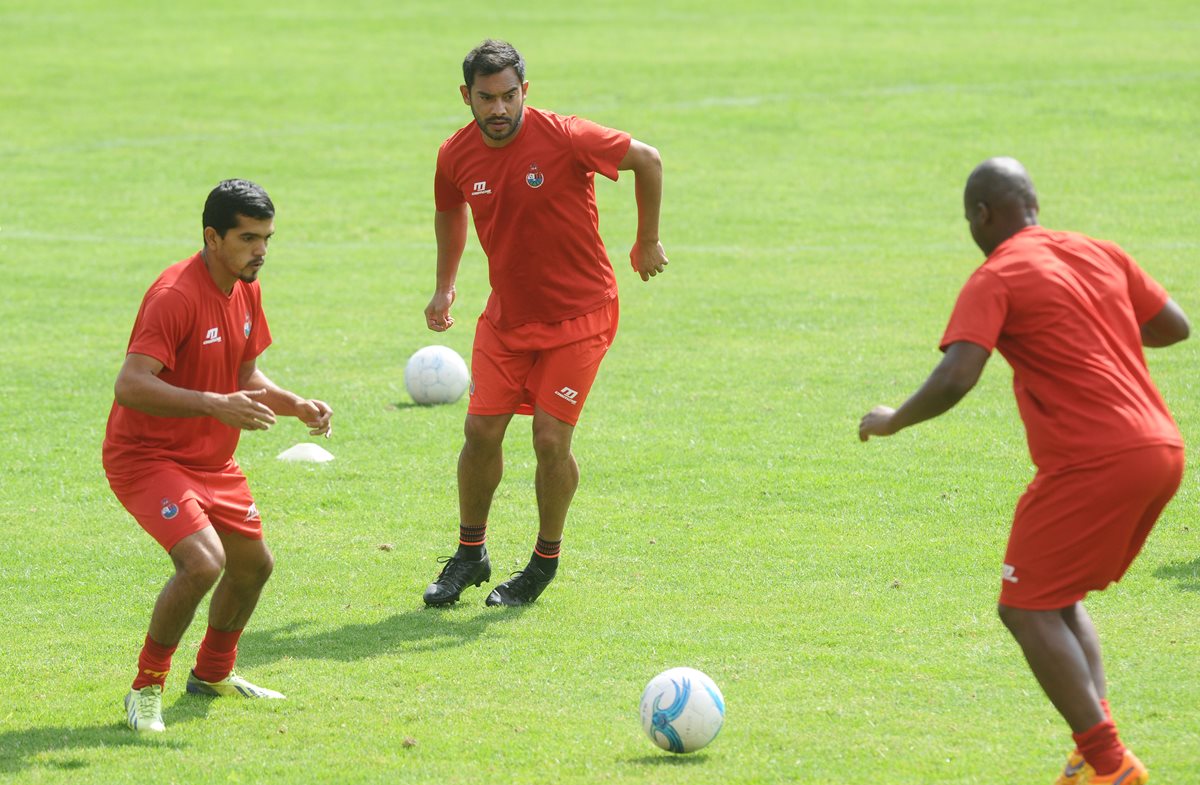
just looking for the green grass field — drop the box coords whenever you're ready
[2,1,1198,782]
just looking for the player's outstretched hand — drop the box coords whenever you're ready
[630,239,668,282]
[215,389,277,431]
[296,399,333,438]
[858,405,896,442]
[425,289,456,332]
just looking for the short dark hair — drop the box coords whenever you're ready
[202,179,274,239]
[462,39,525,90]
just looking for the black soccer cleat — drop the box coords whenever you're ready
[422,553,492,606]
[484,564,555,607]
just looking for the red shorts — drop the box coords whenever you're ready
[469,300,618,426]
[999,444,1183,609]
[107,460,263,552]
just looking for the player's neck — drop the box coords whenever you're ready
[200,248,236,296]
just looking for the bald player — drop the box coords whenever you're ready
[859,157,1188,784]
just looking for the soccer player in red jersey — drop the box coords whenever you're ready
[421,40,668,607]
[105,180,333,732]
[858,158,1188,784]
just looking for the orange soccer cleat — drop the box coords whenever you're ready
[1088,749,1149,785]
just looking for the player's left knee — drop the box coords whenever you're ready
[233,547,274,586]
[532,429,573,463]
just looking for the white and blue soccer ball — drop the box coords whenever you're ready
[639,667,725,753]
[404,345,470,405]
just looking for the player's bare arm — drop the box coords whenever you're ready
[239,362,333,437]
[858,341,990,441]
[618,138,668,282]
[114,352,276,431]
[1140,297,1190,347]
[426,204,470,331]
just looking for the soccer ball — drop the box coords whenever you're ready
[404,345,470,405]
[639,667,725,753]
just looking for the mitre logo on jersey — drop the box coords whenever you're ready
[471,180,492,197]
[160,498,179,520]
[244,503,260,521]
[525,163,544,189]
[203,327,222,345]
[1002,563,1019,583]
[243,313,252,338]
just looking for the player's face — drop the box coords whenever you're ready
[206,214,274,287]
[461,68,528,148]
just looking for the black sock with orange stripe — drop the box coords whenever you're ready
[455,523,487,560]
[530,536,561,575]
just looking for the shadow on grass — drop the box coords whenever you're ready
[0,693,213,776]
[388,401,443,411]
[1153,557,1200,592]
[623,753,712,766]
[238,605,528,666]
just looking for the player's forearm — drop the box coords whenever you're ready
[115,372,220,419]
[889,364,976,434]
[631,146,663,243]
[241,369,304,416]
[434,206,469,291]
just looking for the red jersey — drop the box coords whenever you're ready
[103,252,272,473]
[941,226,1180,471]
[434,106,632,329]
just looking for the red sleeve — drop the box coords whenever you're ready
[1104,241,1169,324]
[566,116,631,182]
[939,268,1008,353]
[434,143,465,212]
[244,287,272,362]
[127,287,190,371]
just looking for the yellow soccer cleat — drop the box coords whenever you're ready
[1054,750,1094,785]
[186,670,285,699]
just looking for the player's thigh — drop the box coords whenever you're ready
[527,332,613,426]
[469,317,538,415]
[1001,445,1183,609]
[108,463,213,552]
[215,526,274,582]
[203,464,264,542]
[1110,444,1184,579]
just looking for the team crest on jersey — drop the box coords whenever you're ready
[525,163,544,189]
[244,312,252,338]
[160,498,179,520]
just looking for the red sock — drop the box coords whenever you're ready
[1071,699,1115,755]
[1073,719,1124,776]
[131,634,177,690]
[192,626,243,683]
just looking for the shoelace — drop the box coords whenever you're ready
[436,556,482,582]
[135,688,162,719]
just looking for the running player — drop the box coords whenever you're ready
[859,157,1188,784]
[421,39,668,607]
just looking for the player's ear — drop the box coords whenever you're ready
[203,226,218,249]
[521,81,529,98]
[976,202,991,224]
[460,85,470,105]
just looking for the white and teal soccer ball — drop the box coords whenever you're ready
[639,667,725,753]
[404,345,470,405]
